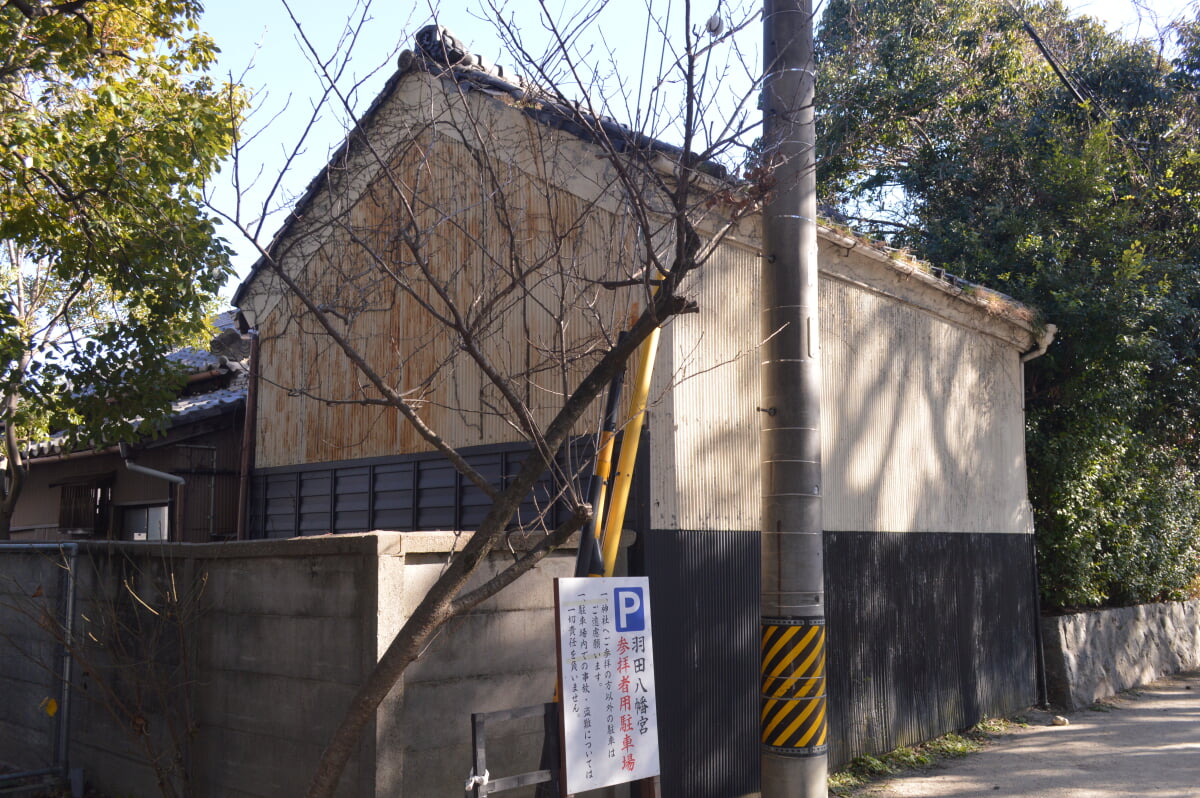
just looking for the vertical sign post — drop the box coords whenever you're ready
[554,577,660,795]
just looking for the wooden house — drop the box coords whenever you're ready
[8,331,248,543]
[233,28,1051,784]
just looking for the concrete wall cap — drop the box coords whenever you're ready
[57,530,616,559]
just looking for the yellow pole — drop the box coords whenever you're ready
[591,428,617,539]
[599,326,660,576]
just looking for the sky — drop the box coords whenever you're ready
[198,0,1199,293]
[1069,0,1195,33]
[201,0,771,286]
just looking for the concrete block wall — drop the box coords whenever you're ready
[394,545,575,796]
[69,549,197,798]
[0,546,66,774]
[1042,599,1200,710]
[0,534,579,797]
[191,536,383,798]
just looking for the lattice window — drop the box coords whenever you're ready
[58,481,112,536]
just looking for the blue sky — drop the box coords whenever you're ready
[198,0,1198,293]
[202,0,767,286]
[1070,0,1194,32]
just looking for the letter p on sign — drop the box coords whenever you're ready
[614,587,645,632]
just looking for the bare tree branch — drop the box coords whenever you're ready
[450,502,591,614]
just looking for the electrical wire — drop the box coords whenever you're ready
[1003,0,1154,177]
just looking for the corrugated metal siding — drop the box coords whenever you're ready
[654,239,1032,535]
[632,529,1037,781]
[820,276,1030,534]
[824,530,1038,767]
[636,530,761,798]
[254,125,642,470]
[653,243,762,532]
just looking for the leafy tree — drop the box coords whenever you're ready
[0,1,243,538]
[817,0,1200,607]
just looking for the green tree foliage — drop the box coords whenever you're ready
[0,1,243,537]
[818,0,1200,608]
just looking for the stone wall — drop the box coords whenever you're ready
[0,534,580,798]
[1041,600,1200,710]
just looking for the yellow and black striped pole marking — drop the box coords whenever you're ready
[761,617,827,756]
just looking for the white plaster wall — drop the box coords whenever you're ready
[652,234,1037,535]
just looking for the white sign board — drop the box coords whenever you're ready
[555,576,660,794]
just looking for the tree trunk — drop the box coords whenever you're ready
[302,312,665,798]
[1,388,28,541]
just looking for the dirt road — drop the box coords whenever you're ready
[866,671,1200,798]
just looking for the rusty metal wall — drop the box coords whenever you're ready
[253,125,642,471]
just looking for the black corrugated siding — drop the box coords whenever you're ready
[635,529,1038,789]
[823,531,1038,767]
[636,530,761,798]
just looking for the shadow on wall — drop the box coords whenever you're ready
[665,253,1039,766]
[374,548,576,796]
[662,245,1030,537]
[821,274,1027,535]
[822,284,1038,764]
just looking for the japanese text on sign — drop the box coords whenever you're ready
[555,577,660,794]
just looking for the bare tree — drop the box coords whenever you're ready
[217,1,765,794]
[1,547,204,798]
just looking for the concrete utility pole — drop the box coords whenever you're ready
[760,0,828,796]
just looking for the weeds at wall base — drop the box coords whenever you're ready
[827,717,1026,796]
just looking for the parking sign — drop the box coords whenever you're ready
[554,576,660,794]
[614,587,645,631]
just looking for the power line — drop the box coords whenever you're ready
[1004,0,1154,177]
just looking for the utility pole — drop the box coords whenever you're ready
[760,0,828,796]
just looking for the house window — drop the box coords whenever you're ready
[58,480,112,536]
[123,505,170,541]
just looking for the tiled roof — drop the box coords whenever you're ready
[213,310,238,332]
[22,365,247,461]
[170,381,247,426]
[167,346,223,373]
